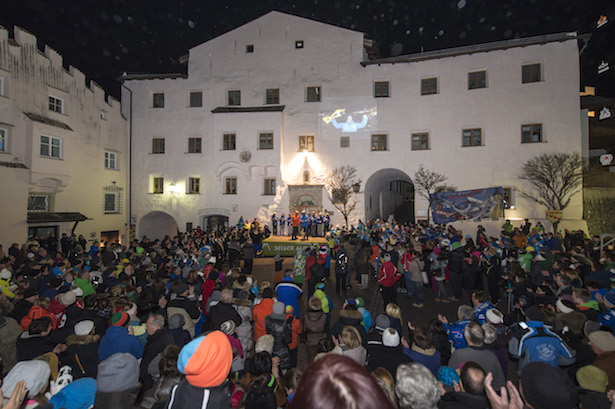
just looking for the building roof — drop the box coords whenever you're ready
[581,95,615,110]
[23,112,73,131]
[361,32,582,66]
[27,212,89,224]
[119,73,187,82]
[211,105,285,114]
[0,161,28,169]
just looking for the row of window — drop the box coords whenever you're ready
[151,177,277,196]
[151,124,544,155]
[28,191,121,215]
[36,135,120,169]
[150,63,542,108]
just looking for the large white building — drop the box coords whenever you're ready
[0,27,128,248]
[122,11,586,239]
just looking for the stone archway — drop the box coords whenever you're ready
[364,168,414,223]
[138,211,178,240]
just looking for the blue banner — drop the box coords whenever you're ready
[431,187,504,224]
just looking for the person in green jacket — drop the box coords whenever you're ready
[74,270,96,297]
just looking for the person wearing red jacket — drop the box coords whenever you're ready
[291,211,300,240]
[201,271,218,315]
[378,253,401,306]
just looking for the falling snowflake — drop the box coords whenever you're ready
[479,17,485,23]
[188,20,195,28]
[457,0,466,9]
[439,29,444,35]
[113,15,123,24]
[490,25,496,31]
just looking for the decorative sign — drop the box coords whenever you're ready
[600,107,612,121]
[197,207,231,216]
[232,204,239,212]
[545,210,563,223]
[598,60,610,74]
[597,15,608,29]
[90,232,97,238]
[600,153,614,166]
[240,150,252,163]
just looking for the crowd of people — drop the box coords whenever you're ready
[0,216,614,409]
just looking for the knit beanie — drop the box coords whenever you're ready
[110,312,130,327]
[255,334,274,354]
[270,301,286,320]
[169,313,185,330]
[177,330,232,388]
[521,362,578,409]
[589,330,615,352]
[576,365,609,393]
[437,366,460,387]
[48,378,97,409]
[382,328,400,347]
[355,297,365,308]
[97,353,139,393]
[74,320,94,336]
[375,314,391,330]
[2,360,51,398]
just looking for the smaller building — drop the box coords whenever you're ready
[0,26,128,249]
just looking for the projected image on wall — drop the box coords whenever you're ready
[321,107,377,133]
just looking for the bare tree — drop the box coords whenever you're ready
[518,152,583,233]
[413,164,454,224]
[324,166,361,228]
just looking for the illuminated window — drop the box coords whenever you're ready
[188,137,202,153]
[48,95,64,113]
[371,134,387,151]
[259,133,273,150]
[40,135,61,159]
[225,177,237,194]
[421,78,438,95]
[521,124,542,143]
[374,81,390,98]
[306,86,321,102]
[246,44,254,53]
[153,177,164,194]
[295,40,304,49]
[522,63,541,83]
[152,138,165,154]
[411,133,429,150]
[188,177,200,194]
[299,135,314,152]
[462,128,482,147]
[468,71,487,89]
[266,88,280,104]
[264,179,276,195]
[223,134,236,150]
[153,93,164,108]
[0,128,6,152]
[104,193,120,214]
[228,90,241,106]
[190,92,203,107]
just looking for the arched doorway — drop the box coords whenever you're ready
[138,211,178,240]
[364,169,415,223]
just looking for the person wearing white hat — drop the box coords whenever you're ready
[65,320,100,379]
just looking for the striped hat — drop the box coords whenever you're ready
[177,330,232,388]
[110,312,129,327]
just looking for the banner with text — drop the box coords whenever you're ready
[431,187,504,224]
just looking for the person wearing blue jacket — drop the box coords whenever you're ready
[300,211,309,240]
[438,305,474,350]
[98,312,144,361]
[275,271,303,318]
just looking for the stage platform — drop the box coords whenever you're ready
[262,235,327,256]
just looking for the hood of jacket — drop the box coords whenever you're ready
[306,309,324,322]
[66,334,100,345]
[103,325,129,341]
[339,308,362,324]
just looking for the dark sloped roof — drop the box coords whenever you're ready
[211,105,285,113]
[0,161,28,169]
[27,212,89,223]
[118,73,187,81]
[23,112,73,131]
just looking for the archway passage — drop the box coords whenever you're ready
[138,211,178,240]
[364,168,415,224]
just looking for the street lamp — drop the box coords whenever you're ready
[352,182,361,193]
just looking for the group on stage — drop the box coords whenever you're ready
[271,210,330,240]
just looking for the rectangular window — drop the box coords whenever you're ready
[266,88,280,104]
[522,63,541,83]
[188,177,200,194]
[264,178,276,195]
[411,133,429,150]
[468,71,487,89]
[104,151,118,170]
[48,95,64,113]
[223,133,236,150]
[104,193,120,214]
[189,92,203,107]
[0,77,4,96]
[371,134,387,151]
[502,187,513,209]
[340,136,350,148]
[299,135,314,152]
[246,44,254,53]
[152,138,165,154]
[225,177,237,195]
[521,124,542,143]
[295,40,304,49]
[421,78,438,95]
[28,194,50,212]
[0,128,6,152]
[259,133,273,150]
[374,81,390,98]
[153,93,165,108]
[306,86,321,102]
[228,90,241,106]
[153,177,164,194]
[188,137,202,153]
[40,135,61,159]
[462,128,482,147]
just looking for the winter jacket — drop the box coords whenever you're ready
[444,320,471,350]
[275,278,303,318]
[449,346,506,389]
[74,277,96,297]
[473,301,495,325]
[205,302,242,332]
[331,309,367,347]
[366,344,413,378]
[98,325,144,361]
[17,332,57,361]
[378,261,401,287]
[0,277,15,299]
[508,321,576,371]
[232,299,254,352]
[404,344,441,376]
[265,314,292,370]
[166,379,231,409]
[141,328,174,392]
[341,345,367,366]
[304,309,326,346]
[253,298,275,342]
[313,289,330,313]
[358,307,373,332]
[286,313,302,350]
[438,392,491,409]
[408,258,425,283]
[139,374,183,409]
[448,248,465,274]
[65,334,100,379]
[20,305,58,332]
[201,279,216,314]
[0,316,22,374]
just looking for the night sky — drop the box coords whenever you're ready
[1,0,614,98]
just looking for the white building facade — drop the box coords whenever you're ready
[0,27,128,248]
[122,11,586,239]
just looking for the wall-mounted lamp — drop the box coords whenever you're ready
[168,183,179,196]
[352,182,361,193]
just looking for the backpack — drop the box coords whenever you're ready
[337,251,349,274]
